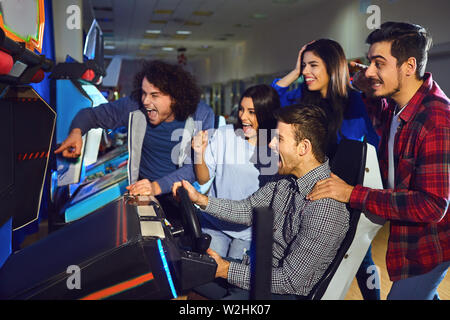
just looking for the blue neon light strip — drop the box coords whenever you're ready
[157,239,177,299]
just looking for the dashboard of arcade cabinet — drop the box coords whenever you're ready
[125,195,177,240]
[125,194,217,294]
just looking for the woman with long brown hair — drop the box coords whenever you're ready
[272,39,381,300]
[273,39,379,157]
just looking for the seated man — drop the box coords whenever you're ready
[173,104,350,299]
[55,60,215,218]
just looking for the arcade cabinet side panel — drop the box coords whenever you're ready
[0,97,14,268]
[0,98,14,226]
[7,86,56,230]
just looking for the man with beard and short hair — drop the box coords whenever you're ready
[307,22,450,300]
[173,104,350,299]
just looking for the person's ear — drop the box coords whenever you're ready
[404,57,417,77]
[297,139,311,156]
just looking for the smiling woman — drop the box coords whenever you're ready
[191,84,279,268]
[302,51,330,98]
[272,39,379,158]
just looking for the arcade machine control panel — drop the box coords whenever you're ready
[0,191,217,300]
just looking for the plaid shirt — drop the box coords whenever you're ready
[205,160,349,296]
[350,73,450,281]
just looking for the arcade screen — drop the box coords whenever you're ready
[70,166,128,205]
[56,82,105,187]
[83,19,104,69]
[0,0,45,53]
[80,84,107,167]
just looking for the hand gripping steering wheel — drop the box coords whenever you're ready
[176,186,211,254]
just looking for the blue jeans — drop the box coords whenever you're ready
[387,261,450,300]
[199,214,251,260]
[355,245,381,300]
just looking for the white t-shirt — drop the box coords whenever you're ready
[388,105,406,189]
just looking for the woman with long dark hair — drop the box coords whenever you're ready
[273,39,379,156]
[272,39,381,300]
[192,84,279,261]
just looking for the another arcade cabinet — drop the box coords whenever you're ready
[0,0,55,266]
[50,20,129,227]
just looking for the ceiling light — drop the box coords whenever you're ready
[104,45,116,50]
[146,30,161,34]
[251,13,268,19]
[184,21,202,26]
[176,30,192,35]
[162,47,174,51]
[192,11,213,16]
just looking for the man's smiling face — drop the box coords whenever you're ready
[365,41,406,99]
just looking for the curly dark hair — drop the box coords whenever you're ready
[131,60,201,121]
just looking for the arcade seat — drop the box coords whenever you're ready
[306,139,368,300]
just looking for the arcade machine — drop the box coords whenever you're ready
[0,2,217,299]
[0,0,55,268]
[0,189,217,300]
[50,19,129,227]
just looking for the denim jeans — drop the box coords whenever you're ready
[199,213,251,260]
[355,245,381,300]
[387,261,450,300]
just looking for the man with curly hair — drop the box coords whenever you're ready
[55,60,215,201]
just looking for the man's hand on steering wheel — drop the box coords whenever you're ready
[172,180,208,209]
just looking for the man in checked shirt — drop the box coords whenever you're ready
[308,22,450,300]
[173,104,350,299]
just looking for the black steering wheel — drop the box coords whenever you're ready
[176,186,211,254]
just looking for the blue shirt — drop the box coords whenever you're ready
[271,79,380,149]
[139,120,185,181]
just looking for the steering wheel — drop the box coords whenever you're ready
[176,186,211,254]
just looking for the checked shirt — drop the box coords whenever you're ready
[204,160,349,296]
[350,73,450,281]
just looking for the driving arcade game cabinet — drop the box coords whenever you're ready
[0,1,217,300]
